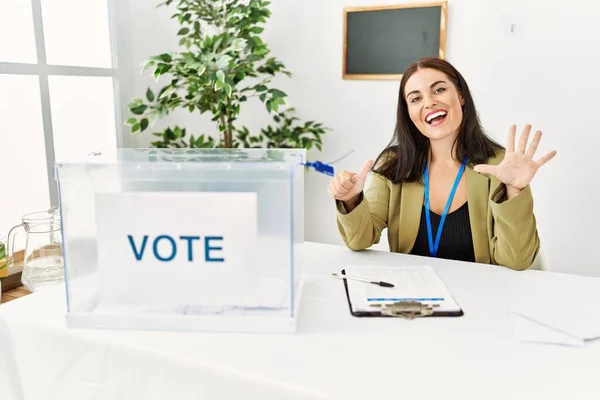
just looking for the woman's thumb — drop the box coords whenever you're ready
[356,160,375,182]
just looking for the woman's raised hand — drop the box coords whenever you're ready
[474,124,557,191]
[327,160,375,203]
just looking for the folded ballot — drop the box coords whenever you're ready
[509,271,600,347]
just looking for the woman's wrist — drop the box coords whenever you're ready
[342,193,362,212]
[506,185,522,200]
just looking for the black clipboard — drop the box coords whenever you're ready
[341,269,464,318]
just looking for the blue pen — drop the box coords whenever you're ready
[302,149,355,176]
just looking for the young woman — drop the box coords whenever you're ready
[328,57,556,270]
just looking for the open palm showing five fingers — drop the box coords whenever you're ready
[474,124,557,190]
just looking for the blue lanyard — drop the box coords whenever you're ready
[424,158,467,257]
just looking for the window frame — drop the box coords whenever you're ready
[0,0,123,206]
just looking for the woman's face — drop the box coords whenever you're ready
[404,68,464,142]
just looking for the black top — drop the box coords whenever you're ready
[410,202,476,263]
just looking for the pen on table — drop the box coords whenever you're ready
[331,273,395,288]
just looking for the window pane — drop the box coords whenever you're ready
[48,76,117,163]
[41,0,111,68]
[0,75,50,235]
[0,1,38,63]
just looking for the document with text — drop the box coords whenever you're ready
[344,264,462,313]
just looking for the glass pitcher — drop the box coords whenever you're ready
[6,206,64,291]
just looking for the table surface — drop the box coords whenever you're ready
[1,286,30,304]
[1,242,600,400]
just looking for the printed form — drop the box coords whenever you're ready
[344,265,461,313]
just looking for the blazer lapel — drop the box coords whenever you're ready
[465,166,490,263]
[397,180,424,253]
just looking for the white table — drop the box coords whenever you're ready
[1,242,599,400]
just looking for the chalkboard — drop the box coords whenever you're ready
[343,2,447,80]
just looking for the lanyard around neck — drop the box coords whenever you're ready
[424,158,467,258]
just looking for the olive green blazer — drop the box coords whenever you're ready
[336,151,540,270]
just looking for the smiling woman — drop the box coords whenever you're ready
[328,57,557,271]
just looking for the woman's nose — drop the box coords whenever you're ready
[422,94,437,108]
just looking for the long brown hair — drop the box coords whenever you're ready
[373,57,503,184]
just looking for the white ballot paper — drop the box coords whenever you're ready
[344,264,462,313]
[509,271,600,347]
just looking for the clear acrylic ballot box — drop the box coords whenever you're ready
[54,148,306,333]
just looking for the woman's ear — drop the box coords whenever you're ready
[460,95,465,106]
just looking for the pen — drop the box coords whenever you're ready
[332,273,395,288]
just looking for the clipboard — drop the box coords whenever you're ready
[340,266,464,319]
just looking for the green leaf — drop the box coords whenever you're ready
[194,21,200,32]
[146,88,155,102]
[148,111,159,127]
[154,64,172,80]
[235,71,246,82]
[268,88,287,98]
[140,118,149,131]
[177,27,190,35]
[216,55,231,70]
[158,53,172,62]
[216,70,225,83]
[130,105,148,115]
[128,97,144,107]
[131,123,141,133]
[197,65,207,76]
[254,48,269,56]
[140,59,155,72]
[125,117,137,125]
[158,86,176,100]
[250,27,264,34]
[272,97,286,109]
[224,84,232,97]
[259,93,266,102]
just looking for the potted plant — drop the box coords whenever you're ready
[0,237,8,278]
[125,0,328,150]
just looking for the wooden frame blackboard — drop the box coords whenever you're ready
[343,1,448,80]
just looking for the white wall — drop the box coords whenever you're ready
[117,0,600,277]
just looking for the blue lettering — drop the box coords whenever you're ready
[153,235,177,262]
[128,235,148,261]
[179,236,200,261]
[205,236,224,262]
[129,235,224,262]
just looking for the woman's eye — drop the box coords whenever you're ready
[434,87,446,94]
[410,96,421,103]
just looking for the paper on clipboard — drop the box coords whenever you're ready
[344,264,461,313]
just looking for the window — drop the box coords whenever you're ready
[0,0,121,235]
